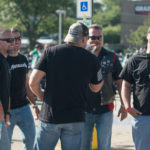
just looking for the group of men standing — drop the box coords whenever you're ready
[0,23,150,150]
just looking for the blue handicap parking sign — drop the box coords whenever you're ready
[80,2,88,12]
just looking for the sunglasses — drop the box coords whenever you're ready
[14,36,21,41]
[0,38,15,43]
[88,36,102,40]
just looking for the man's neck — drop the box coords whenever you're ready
[9,50,18,57]
[94,48,102,57]
[69,42,84,48]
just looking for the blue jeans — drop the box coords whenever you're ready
[34,120,84,150]
[81,111,113,150]
[132,115,150,150]
[8,104,35,150]
[0,120,10,150]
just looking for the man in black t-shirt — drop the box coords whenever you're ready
[81,24,127,150]
[29,22,103,150]
[7,29,40,150]
[0,29,14,150]
[120,27,150,150]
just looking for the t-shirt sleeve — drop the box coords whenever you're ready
[34,50,48,73]
[119,57,134,84]
[112,55,122,80]
[33,49,37,55]
[90,57,103,84]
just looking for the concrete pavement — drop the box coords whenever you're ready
[11,97,134,150]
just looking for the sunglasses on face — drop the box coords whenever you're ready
[0,38,15,43]
[88,36,102,40]
[14,36,21,41]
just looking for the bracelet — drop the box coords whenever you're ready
[0,105,3,109]
[32,104,38,109]
[121,105,125,108]
[125,106,131,112]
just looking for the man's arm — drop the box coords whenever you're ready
[29,51,33,56]
[26,74,40,119]
[121,80,142,117]
[0,100,4,122]
[89,80,104,93]
[29,69,46,100]
[116,79,127,121]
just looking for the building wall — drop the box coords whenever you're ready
[121,0,150,47]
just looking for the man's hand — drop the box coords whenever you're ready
[117,106,128,121]
[5,113,11,127]
[33,106,40,120]
[127,107,142,117]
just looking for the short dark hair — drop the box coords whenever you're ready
[89,24,103,31]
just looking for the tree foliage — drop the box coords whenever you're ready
[92,0,121,44]
[0,0,76,48]
[127,18,150,48]
[103,25,121,43]
[0,0,122,47]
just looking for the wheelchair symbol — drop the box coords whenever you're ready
[81,2,88,12]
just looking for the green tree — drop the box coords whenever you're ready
[0,0,76,49]
[92,0,121,44]
[127,18,150,48]
[103,25,120,43]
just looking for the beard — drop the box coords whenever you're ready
[7,50,14,55]
[7,47,18,55]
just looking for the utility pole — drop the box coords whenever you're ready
[56,10,66,45]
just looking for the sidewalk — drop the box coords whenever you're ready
[11,98,134,150]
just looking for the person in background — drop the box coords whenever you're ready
[120,27,150,150]
[43,44,49,50]
[0,29,14,150]
[29,22,103,150]
[81,24,127,150]
[30,44,41,69]
[7,28,40,150]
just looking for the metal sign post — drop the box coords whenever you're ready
[56,10,66,45]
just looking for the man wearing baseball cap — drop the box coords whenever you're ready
[29,22,103,150]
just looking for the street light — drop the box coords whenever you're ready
[56,10,66,45]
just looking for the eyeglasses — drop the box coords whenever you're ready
[14,36,21,41]
[88,36,102,40]
[0,38,15,43]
